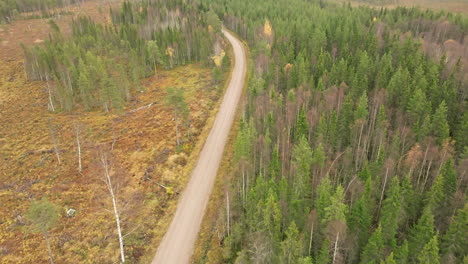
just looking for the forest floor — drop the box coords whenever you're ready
[0,1,228,263]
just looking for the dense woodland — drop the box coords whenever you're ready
[198,0,468,263]
[22,0,222,112]
[0,0,81,23]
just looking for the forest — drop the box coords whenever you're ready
[197,0,468,263]
[0,0,81,23]
[22,0,222,112]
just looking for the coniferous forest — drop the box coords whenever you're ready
[1,0,467,262]
[22,0,221,112]
[197,0,468,263]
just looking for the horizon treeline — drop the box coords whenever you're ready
[0,0,81,23]
[22,0,220,112]
[199,0,467,263]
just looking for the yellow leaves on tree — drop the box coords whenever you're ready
[284,63,293,72]
[264,19,273,37]
[165,46,175,57]
[211,50,226,67]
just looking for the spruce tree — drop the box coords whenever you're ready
[360,225,385,264]
[441,203,468,262]
[417,234,440,264]
[379,177,401,249]
[432,101,450,145]
[280,222,304,264]
[395,240,409,264]
[408,206,435,262]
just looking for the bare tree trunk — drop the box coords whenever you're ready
[332,232,339,264]
[46,76,55,112]
[175,113,180,146]
[48,122,61,165]
[75,125,82,172]
[43,232,54,264]
[226,191,230,236]
[377,168,389,218]
[417,146,429,187]
[422,160,433,192]
[100,154,125,263]
[355,122,365,170]
[308,222,314,256]
[242,168,245,205]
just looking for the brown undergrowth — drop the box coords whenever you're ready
[0,1,229,262]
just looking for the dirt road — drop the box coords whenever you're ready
[151,29,246,263]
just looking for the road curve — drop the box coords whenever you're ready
[152,29,246,264]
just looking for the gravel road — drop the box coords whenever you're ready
[152,29,246,264]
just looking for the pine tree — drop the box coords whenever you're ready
[165,87,189,146]
[25,198,59,264]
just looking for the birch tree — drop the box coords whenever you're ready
[100,153,126,263]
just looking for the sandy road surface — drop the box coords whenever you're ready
[152,29,246,264]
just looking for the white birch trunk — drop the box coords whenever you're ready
[332,232,339,264]
[101,155,125,263]
[75,125,82,172]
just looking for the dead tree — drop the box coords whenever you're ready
[75,124,82,173]
[100,153,125,263]
[48,119,61,165]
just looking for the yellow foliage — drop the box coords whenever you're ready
[284,63,293,72]
[211,50,226,67]
[264,19,273,37]
[373,17,377,22]
[165,46,175,57]
[166,187,174,195]
[208,25,213,32]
